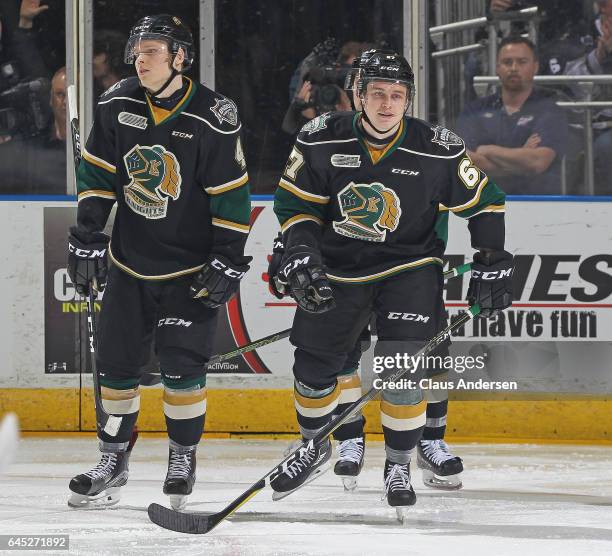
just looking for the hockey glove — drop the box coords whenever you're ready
[191,253,252,309]
[67,227,110,295]
[467,250,514,318]
[277,245,335,314]
[267,232,288,299]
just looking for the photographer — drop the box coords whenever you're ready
[281,40,365,135]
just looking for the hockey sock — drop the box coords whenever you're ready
[98,384,140,448]
[163,382,207,447]
[294,380,339,440]
[381,397,426,461]
[333,370,365,441]
[423,372,448,440]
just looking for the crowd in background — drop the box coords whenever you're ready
[0,0,610,196]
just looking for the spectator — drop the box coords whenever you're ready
[281,40,367,136]
[564,0,612,194]
[93,30,130,99]
[456,36,569,195]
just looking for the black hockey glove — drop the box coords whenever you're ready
[267,232,288,299]
[191,253,252,309]
[67,227,110,296]
[467,250,514,318]
[277,245,335,314]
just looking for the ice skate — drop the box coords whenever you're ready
[163,444,197,511]
[271,438,331,501]
[383,459,416,524]
[334,435,365,491]
[417,439,463,490]
[68,450,130,508]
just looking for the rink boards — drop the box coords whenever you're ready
[0,197,610,440]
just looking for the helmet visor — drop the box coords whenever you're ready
[124,35,171,64]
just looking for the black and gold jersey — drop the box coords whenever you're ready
[274,111,506,284]
[76,76,250,280]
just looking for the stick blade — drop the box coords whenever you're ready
[147,503,212,534]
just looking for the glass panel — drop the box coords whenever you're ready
[0,1,66,194]
[429,0,610,196]
[215,0,404,193]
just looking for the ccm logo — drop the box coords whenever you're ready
[158,318,192,327]
[387,312,430,323]
[68,244,106,259]
[392,168,419,176]
[280,256,310,278]
[211,258,246,279]
[472,269,512,280]
[172,131,194,139]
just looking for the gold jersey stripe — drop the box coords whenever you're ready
[211,217,250,233]
[101,386,139,401]
[380,399,427,419]
[280,213,323,233]
[109,245,203,280]
[278,178,330,204]
[467,204,506,219]
[294,386,340,409]
[163,389,207,407]
[448,175,489,212]
[82,148,116,173]
[77,190,117,201]
[327,257,443,284]
[205,173,249,194]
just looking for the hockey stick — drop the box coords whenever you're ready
[138,328,292,386]
[68,85,122,437]
[148,304,480,534]
[139,262,472,387]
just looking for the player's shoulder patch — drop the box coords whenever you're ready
[185,85,241,133]
[99,77,141,102]
[430,125,464,151]
[297,111,355,145]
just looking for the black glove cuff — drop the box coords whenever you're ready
[278,245,323,283]
[206,253,251,282]
[69,226,110,247]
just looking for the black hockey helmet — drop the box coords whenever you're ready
[124,14,194,71]
[343,48,394,90]
[357,51,414,101]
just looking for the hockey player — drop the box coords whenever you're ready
[270,51,512,517]
[66,15,251,510]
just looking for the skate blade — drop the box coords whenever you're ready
[395,507,410,525]
[168,494,188,511]
[271,461,331,501]
[340,476,358,492]
[421,469,462,490]
[68,487,121,509]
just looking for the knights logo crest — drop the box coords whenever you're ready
[123,144,182,219]
[431,125,464,150]
[333,182,402,242]
[301,112,331,135]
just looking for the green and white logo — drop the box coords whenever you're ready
[123,144,182,219]
[333,181,401,242]
[301,112,331,135]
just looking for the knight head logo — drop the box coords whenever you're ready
[123,144,182,219]
[333,182,401,242]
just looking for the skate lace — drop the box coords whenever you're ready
[384,463,410,496]
[421,439,455,466]
[168,451,194,479]
[285,444,316,479]
[84,453,118,481]
[337,437,364,464]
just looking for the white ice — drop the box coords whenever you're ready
[1,437,612,555]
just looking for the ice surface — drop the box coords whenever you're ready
[1,438,612,555]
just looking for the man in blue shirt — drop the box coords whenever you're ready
[456,36,569,195]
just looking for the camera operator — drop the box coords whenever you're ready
[282,41,365,135]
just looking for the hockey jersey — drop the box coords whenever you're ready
[274,112,506,284]
[76,76,250,280]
